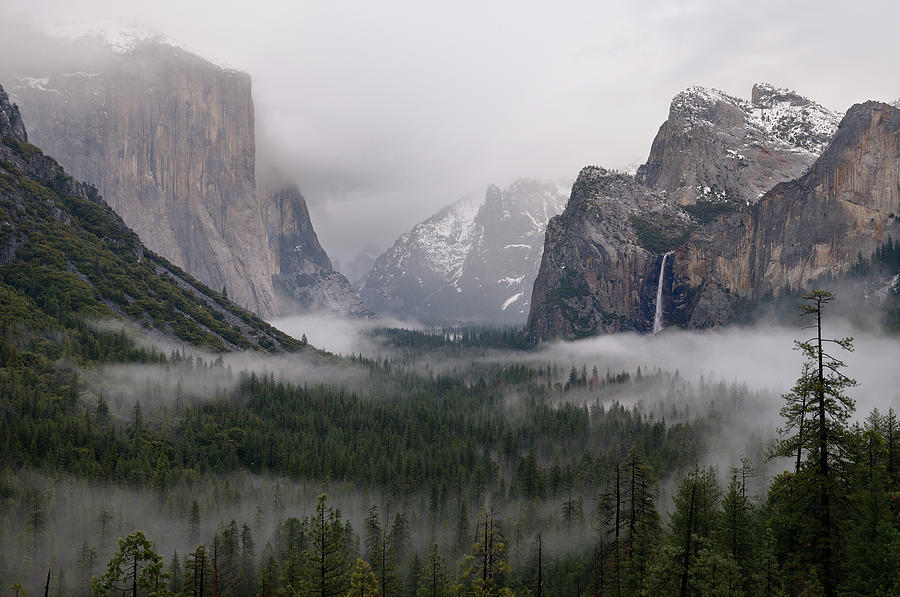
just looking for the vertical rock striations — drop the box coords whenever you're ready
[672,101,900,325]
[7,41,278,316]
[0,82,301,353]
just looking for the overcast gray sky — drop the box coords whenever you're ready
[8,0,900,265]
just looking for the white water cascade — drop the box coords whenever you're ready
[652,252,672,335]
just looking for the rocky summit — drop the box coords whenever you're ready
[527,86,899,341]
[636,83,840,207]
[361,179,568,324]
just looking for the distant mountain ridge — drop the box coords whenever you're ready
[361,179,569,324]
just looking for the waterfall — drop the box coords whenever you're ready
[652,252,672,335]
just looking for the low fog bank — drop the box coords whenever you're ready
[269,312,422,356]
[79,318,375,417]
[2,471,603,593]
[537,320,900,418]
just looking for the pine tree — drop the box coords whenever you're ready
[716,465,758,595]
[346,559,378,597]
[238,523,257,596]
[185,545,212,597]
[302,494,350,597]
[188,501,201,545]
[91,530,169,597]
[772,290,856,597]
[622,449,660,592]
[166,552,181,596]
[417,544,451,597]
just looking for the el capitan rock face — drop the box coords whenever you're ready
[527,87,899,341]
[261,184,372,318]
[361,179,568,324]
[7,41,278,317]
[0,82,300,353]
[5,32,370,320]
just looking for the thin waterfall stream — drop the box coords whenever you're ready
[652,252,672,335]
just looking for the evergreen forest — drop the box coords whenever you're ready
[0,285,898,596]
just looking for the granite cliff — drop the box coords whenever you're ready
[527,87,899,340]
[0,83,300,353]
[5,29,368,319]
[7,40,277,317]
[671,101,900,326]
[526,169,673,340]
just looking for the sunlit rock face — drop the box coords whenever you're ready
[527,87,899,341]
[360,178,568,324]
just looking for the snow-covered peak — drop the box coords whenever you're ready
[669,83,839,155]
[405,195,482,281]
[361,179,568,323]
[44,20,185,55]
[37,20,240,72]
[745,83,840,154]
[670,86,738,113]
[892,98,900,109]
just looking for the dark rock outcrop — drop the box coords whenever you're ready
[0,86,27,141]
[526,168,676,340]
[261,184,372,317]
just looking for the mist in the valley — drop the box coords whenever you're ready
[5,305,900,591]
[2,2,900,589]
